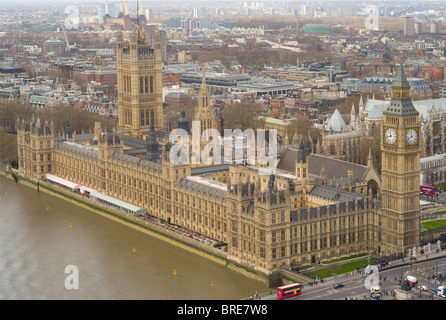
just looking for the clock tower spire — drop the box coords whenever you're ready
[380,59,421,256]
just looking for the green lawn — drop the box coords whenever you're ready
[321,253,369,265]
[304,258,377,279]
[422,219,446,230]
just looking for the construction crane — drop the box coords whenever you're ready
[61,24,76,56]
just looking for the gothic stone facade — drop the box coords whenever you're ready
[18,119,386,274]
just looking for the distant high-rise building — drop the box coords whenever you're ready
[340,58,346,71]
[300,4,307,16]
[146,24,167,63]
[145,8,154,20]
[414,22,422,35]
[403,16,415,36]
[430,22,439,34]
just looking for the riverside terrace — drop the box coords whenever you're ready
[15,117,405,274]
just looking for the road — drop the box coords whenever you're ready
[421,191,446,205]
[261,256,446,300]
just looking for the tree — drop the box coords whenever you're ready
[37,104,115,135]
[268,271,283,288]
[286,116,313,141]
[221,99,265,132]
[0,127,17,165]
[0,100,34,133]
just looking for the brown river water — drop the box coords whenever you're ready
[0,175,268,300]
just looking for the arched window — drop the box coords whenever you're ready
[140,77,144,94]
[150,109,155,127]
[145,76,148,93]
[145,109,150,126]
[150,76,153,93]
[140,110,145,126]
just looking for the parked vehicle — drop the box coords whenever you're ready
[406,276,418,287]
[333,283,344,289]
[436,286,445,298]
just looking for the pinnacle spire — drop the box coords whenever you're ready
[392,57,410,89]
[384,57,418,116]
[367,148,373,168]
[201,65,207,87]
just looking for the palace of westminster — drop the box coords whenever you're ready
[17,26,423,274]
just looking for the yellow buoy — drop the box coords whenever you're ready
[133,247,136,253]
[211,281,214,287]
[4,192,7,196]
[46,205,50,210]
[69,222,72,228]
[173,269,177,275]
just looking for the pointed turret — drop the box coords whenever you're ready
[384,58,418,117]
[195,68,216,144]
[367,148,373,168]
[350,102,356,129]
[359,94,364,115]
[291,128,299,145]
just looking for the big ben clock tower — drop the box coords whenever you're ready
[380,59,421,256]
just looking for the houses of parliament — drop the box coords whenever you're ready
[17,26,421,274]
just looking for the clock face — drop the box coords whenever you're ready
[385,128,397,144]
[406,129,418,145]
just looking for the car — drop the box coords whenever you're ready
[418,285,428,291]
[333,283,344,289]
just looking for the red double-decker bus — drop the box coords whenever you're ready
[277,283,302,299]
[420,185,435,195]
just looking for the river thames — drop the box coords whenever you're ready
[0,175,268,300]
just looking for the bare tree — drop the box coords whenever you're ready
[222,99,266,131]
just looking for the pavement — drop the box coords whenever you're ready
[258,250,446,300]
